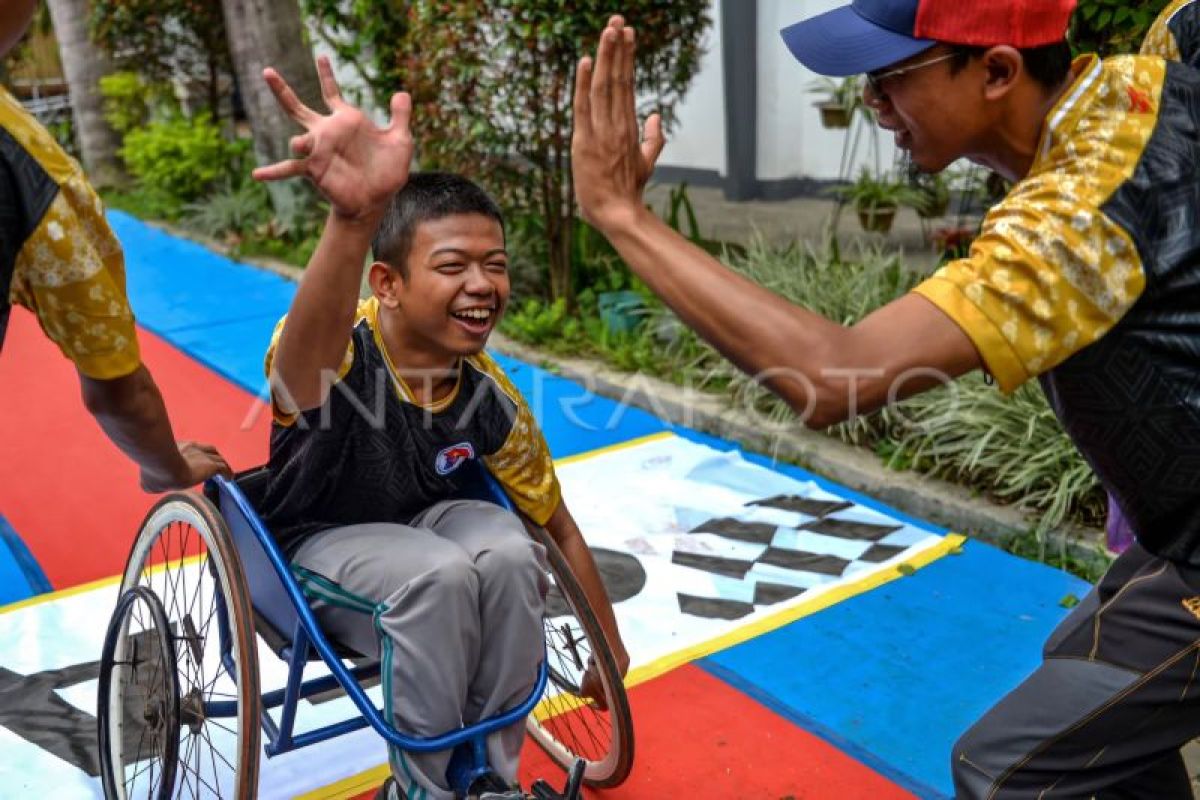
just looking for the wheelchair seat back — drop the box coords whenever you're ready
[208,468,322,659]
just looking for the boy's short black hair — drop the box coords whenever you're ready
[949,41,1074,90]
[371,172,505,279]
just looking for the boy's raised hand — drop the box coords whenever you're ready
[253,56,413,222]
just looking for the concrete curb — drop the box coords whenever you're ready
[488,332,1110,575]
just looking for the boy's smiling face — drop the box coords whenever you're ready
[374,212,509,364]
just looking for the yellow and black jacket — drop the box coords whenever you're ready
[1142,0,1200,68]
[914,55,1200,564]
[0,86,139,378]
[260,298,561,553]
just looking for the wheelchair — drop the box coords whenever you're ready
[96,463,634,799]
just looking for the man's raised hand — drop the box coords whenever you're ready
[253,56,414,223]
[572,16,666,234]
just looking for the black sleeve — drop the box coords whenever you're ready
[1172,3,1200,69]
[0,127,58,351]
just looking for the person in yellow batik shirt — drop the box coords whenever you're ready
[1,0,229,491]
[573,1,1200,797]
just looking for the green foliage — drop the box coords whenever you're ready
[877,376,1105,535]
[120,114,248,209]
[182,180,273,239]
[906,171,951,218]
[1072,0,1171,55]
[833,169,920,212]
[502,298,575,348]
[662,183,702,242]
[1006,529,1112,583]
[91,0,231,118]
[99,72,174,136]
[102,186,185,221]
[230,228,321,269]
[302,0,711,304]
[44,117,77,159]
[808,76,869,121]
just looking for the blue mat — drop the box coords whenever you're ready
[0,514,51,606]
[701,540,1090,798]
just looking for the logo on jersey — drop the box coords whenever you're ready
[435,442,475,475]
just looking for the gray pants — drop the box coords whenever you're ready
[953,543,1200,799]
[291,500,547,800]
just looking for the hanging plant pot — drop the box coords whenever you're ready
[857,204,897,233]
[816,102,852,129]
[915,194,950,219]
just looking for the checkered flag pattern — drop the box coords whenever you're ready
[672,493,929,620]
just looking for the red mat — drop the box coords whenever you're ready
[348,664,913,800]
[0,309,270,589]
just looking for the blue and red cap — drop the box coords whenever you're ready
[781,0,1077,76]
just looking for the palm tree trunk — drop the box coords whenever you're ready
[219,0,321,226]
[44,0,122,187]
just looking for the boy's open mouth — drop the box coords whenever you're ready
[450,306,496,335]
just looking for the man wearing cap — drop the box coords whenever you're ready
[2,0,230,492]
[1143,0,1200,68]
[572,3,1200,797]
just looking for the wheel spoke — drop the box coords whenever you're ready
[102,496,263,800]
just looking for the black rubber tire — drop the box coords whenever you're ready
[98,585,181,800]
[526,528,635,788]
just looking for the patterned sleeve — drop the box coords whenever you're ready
[913,177,1146,394]
[9,172,141,379]
[477,355,562,525]
[1142,0,1199,67]
[262,313,357,426]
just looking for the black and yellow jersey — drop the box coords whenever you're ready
[914,55,1200,564]
[0,86,140,378]
[259,298,561,552]
[1142,0,1200,68]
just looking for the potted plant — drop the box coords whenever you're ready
[907,171,951,219]
[833,170,916,234]
[809,76,863,129]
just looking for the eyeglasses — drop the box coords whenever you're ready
[866,51,957,97]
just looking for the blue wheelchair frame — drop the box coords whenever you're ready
[204,466,549,795]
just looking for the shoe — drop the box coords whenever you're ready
[466,772,529,799]
[375,777,405,800]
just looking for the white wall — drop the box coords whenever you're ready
[659,0,901,186]
[654,0,727,176]
[757,0,899,181]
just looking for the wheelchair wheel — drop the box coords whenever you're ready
[98,586,181,800]
[526,529,634,788]
[101,492,261,799]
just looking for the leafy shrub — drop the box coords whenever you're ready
[99,72,161,135]
[882,376,1105,534]
[1072,0,1170,55]
[182,179,272,239]
[120,114,248,207]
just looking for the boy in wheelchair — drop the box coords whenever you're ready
[253,61,629,800]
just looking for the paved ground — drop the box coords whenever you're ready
[644,183,947,271]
